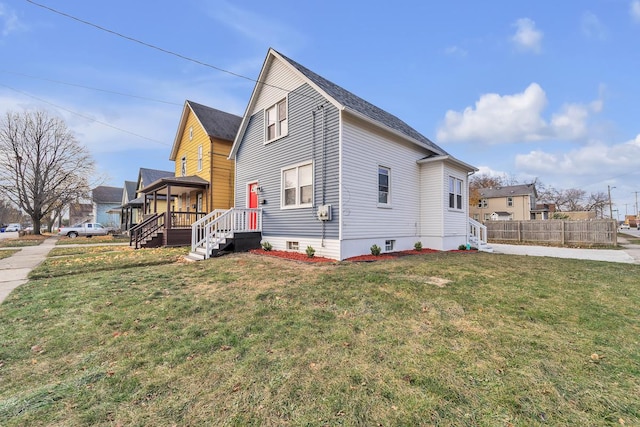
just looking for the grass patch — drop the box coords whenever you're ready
[0,249,19,259]
[30,246,188,279]
[56,235,131,245]
[0,235,48,248]
[1,250,639,426]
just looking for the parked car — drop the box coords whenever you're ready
[58,223,109,238]
[619,223,630,230]
[5,223,21,232]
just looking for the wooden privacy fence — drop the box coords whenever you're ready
[485,220,618,246]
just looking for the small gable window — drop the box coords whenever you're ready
[282,162,312,208]
[449,177,463,210]
[265,98,288,142]
[189,126,193,140]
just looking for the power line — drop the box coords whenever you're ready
[0,69,183,106]
[24,0,320,103]
[0,83,171,146]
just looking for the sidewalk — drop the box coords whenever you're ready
[491,235,640,264]
[0,237,58,303]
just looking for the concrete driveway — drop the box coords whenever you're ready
[491,233,640,264]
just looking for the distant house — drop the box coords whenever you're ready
[189,48,479,260]
[130,103,242,249]
[470,184,537,222]
[69,203,93,226]
[92,186,123,228]
[135,168,174,215]
[120,180,142,232]
[531,203,556,220]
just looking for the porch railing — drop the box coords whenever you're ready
[468,217,488,248]
[168,211,206,228]
[191,208,262,259]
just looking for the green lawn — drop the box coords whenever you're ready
[1,248,638,426]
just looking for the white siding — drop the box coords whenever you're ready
[442,164,470,249]
[419,161,444,237]
[251,59,305,116]
[340,115,423,241]
[261,235,340,260]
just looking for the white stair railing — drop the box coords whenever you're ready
[468,217,488,249]
[191,208,262,259]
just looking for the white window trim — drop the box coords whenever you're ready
[448,176,464,211]
[377,165,391,208]
[281,161,313,209]
[197,145,203,172]
[264,97,289,144]
[181,156,187,177]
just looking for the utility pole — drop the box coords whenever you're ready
[608,185,615,220]
[634,191,639,216]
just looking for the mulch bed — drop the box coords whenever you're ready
[250,248,477,263]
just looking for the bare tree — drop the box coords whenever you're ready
[563,188,587,211]
[0,110,95,235]
[585,191,609,218]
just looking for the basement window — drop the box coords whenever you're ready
[385,240,395,251]
[287,241,299,251]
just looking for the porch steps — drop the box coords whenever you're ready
[186,237,234,261]
[477,242,494,253]
[132,231,163,249]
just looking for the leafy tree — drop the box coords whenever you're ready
[0,110,95,235]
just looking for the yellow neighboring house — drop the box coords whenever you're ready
[470,183,537,222]
[133,101,242,248]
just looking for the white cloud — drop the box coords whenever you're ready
[0,2,23,37]
[515,135,640,177]
[437,83,602,144]
[444,45,468,58]
[632,1,640,22]
[511,18,543,53]
[581,11,607,40]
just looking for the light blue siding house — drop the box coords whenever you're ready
[92,186,123,229]
[194,48,480,261]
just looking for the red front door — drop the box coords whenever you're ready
[248,182,258,230]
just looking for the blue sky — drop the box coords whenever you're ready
[1,0,640,217]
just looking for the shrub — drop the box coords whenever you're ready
[458,244,467,250]
[414,241,423,251]
[370,244,381,256]
[305,245,315,258]
[261,241,273,251]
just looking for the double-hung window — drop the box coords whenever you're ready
[197,145,203,171]
[181,156,187,177]
[507,196,513,207]
[265,98,288,142]
[478,198,487,208]
[378,166,390,206]
[282,162,312,208]
[449,177,463,210]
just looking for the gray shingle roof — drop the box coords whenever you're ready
[124,181,137,201]
[187,101,242,141]
[92,186,123,203]
[479,184,537,198]
[139,168,174,187]
[277,50,447,155]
